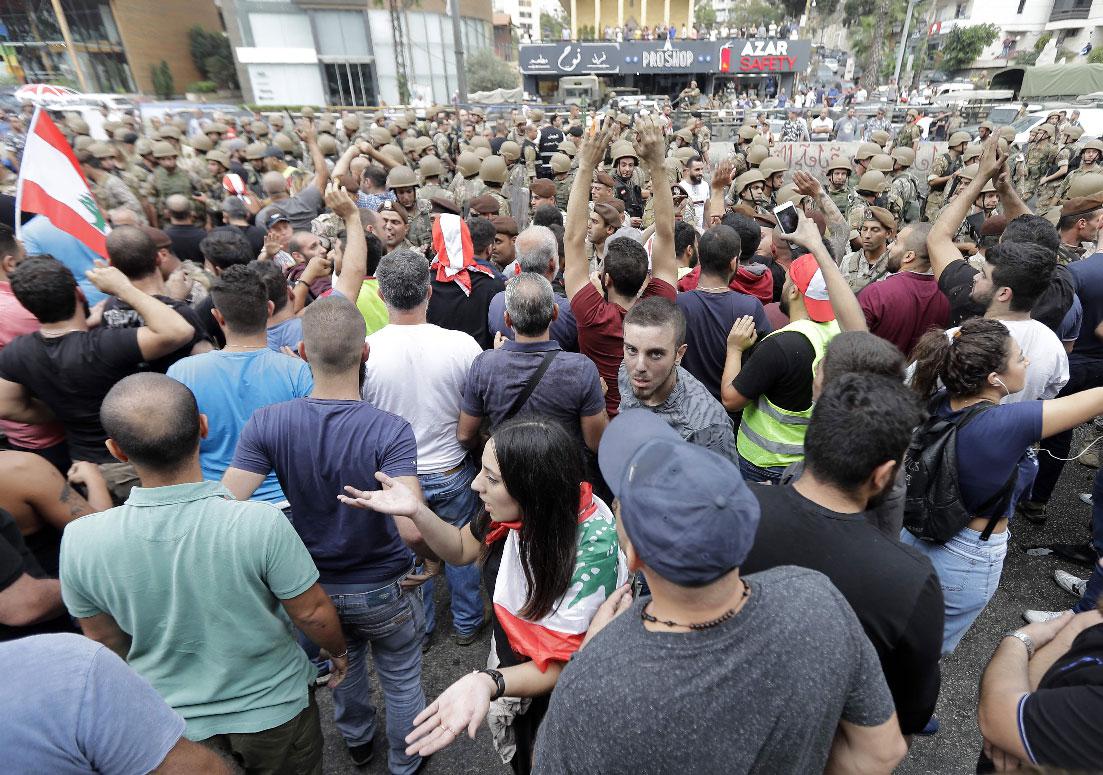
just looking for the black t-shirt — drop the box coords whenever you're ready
[939,259,1073,334]
[102,294,210,373]
[1014,623,1103,770]
[193,294,225,349]
[0,329,142,463]
[0,509,73,642]
[213,223,265,256]
[164,224,208,265]
[732,330,816,412]
[741,485,944,734]
[427,273,505,350]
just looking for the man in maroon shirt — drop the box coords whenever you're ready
[564,117,678,416]
[858,223,949,357]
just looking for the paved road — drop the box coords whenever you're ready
[315,447,1099,774]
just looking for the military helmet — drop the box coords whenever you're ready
[869,154,894,173]
[456,151,481,177]
[1064,125,1085,141]
[890,147,915,167]
[152,140,177,159]
[206,149,231,169]
[135,138,154,156]
[978,179,997,194]
[825,156,851,175]
[854,142,882,162]
[775,184,803,207]
[998,126,1017,142]
[188,134,214,152]
[73,135,95,152]
[380,144,407,166]
[958,163,978,181]
[1080,138,1103,155]
[317,134,338,156]
[737,125,758,142]
[499,140,521,162]
[611,140,638,162]
[675,127,694,142]
[759,157,788,178]
[386,165,419,189]
[734,169,767,194]
[856,170,888,194]
[673,146,696,162]
[474,146,491,160]
[558,139,578,157]
[549,153,572,174]
[418,155,444,179]
[480,155,508,184]
[88,142,116,160]
[1035,124,1055,139]
[469,135,491,151]
[961,145,982,164]
[870,129,890,147]
[369,126,392,145]
[245,141,268,160]
[948,131,972,148]
[273,133,296,153]
[156,125,181,140]
[746,145,769,166]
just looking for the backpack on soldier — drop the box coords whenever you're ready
[902,401,1017,543]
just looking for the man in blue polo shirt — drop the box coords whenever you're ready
[167,264,313,511]
[223,296,428,774]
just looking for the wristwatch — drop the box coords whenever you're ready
[1004,630,1036,659]
[477,668,506,700]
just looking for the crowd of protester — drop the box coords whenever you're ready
[1,94,1102,775]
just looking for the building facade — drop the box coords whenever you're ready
[0,0,221,94]
[563,0,693,40]
[221,0,494,107]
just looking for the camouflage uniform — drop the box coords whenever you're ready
[848,191,903,228]
[826,184,854,215]
[923,152,961,222]
[406,200,434,249]
[92,174,144,220]
[695,126,711,158]
[487,188,511,218]
[1036,144,1073,209]
[1021,140,1058,202]
[889,171,921,225]
[1058,241,1088,266]
[893,123,921,151]
[555,173,575,211]
[727,149,749,180]
[153,166,195,207]
[839,248,891,294]
[449,175,478,206]
[1059,162,1101,201]
[521,140,539,184]
[418,182,454,205]
[643,196,695,230]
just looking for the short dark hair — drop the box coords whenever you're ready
[249,259,289,313]
[362,165,387,189]
[697,225,739,277]
[468,217,496,255]
[210,264,269,335]
[986,242,1055,313]
[200,228,253,271]
[547,223,565,264]
[302,296,366,375]
[106,225,158,280]
[10,256,78,323]
[532,205,564,228]
[623,296,686,347]
[603,236,648,297]
[804,373,925,490]
[821,332,907,386]
[675,220,698,261]
[721,213,761,260]
[366,232,384,276]
[1002,214,1059,256]
[101,373,200,471]
[377,249,430,309]
[0,223,17,259]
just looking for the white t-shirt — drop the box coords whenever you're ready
[362,323,481,473]
[946,318,1069,403]
[681,178,710,228]
[810,116,834,136]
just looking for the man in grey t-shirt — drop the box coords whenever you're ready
[533,411,906,774]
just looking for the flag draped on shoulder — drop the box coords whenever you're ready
[15,108,109,258]
[490,484,628,671]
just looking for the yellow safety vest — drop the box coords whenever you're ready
[737,318,840,469]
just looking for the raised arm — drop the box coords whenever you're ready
[705,159,733,227]
[995,159,1031,221]
[85,264,194,360]
[787,210,866,331]
[1042,386,1103,438]
[327,186,367,300]
[635,117,676,287]
[793,170,849,264]
[565,119,615,300]
[332,142,361,181]
[296,120,330,193]
[929,139,1004,281]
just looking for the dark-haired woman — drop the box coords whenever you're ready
[340,418,627,773]
[906,318,1103,653]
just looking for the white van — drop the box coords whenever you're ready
[1013,108,1103,145]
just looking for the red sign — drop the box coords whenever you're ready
[720,41,800,73]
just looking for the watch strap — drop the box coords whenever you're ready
[477,668,506,700]
[1004,630,1036,659]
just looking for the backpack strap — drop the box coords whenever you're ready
[501,350,558,422]
[953,401,1017,541]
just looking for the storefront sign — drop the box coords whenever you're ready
[519,39,812,76]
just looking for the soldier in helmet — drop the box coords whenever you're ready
[893,110,922,151]
[610,141,643,224]
[924,131,970,221]
[758,157,787,211]
[79,143,146,223]
[728,125,756,178]
[1060,138,1103,200]
[867,154,905,225]
[151,141,196,216]
[199,149,232,221]
[386,165,432,249]
[550,152,574,210]
[846,171,890,237]
[852,142,881,179]
[840,206,896,293]
[479,156,511,217]
[520,122,540,184]
[499,140,529,227]
[1021,123,1059,203]
[241,142,268,197]
[1036,125,1084,209]
[957,177,1000,247]
[889,147,922,224]
[336,113,362,153]
[824,156,854,214]
[417,156,454,206]
[731,169,769,214]
[449,150,482,206]
[870,129,891,152]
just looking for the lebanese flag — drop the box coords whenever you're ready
[489,484,628,672]
[15,108,109,258]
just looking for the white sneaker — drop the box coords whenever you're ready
[1054,569,1088,598]
[1022,609,1070,624]
[1080,492,1094,506]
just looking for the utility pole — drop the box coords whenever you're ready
[450,0,468,103]
[893,0,918,88]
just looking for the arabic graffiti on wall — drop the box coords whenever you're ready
[775,141,946,185]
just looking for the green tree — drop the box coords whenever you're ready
[728,0,782,28]
[188,26,239,91]
[1034,32,1052,53]
[151,61,174,99]
[466,50,520,92]
[938,23,999,72]
[1089,47,1103,64]
[540,9,566,39]
[694,0,717,29]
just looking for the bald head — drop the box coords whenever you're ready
[165,194,191,216]
[108,207,140,227]
[106,225,158,279]
[302,296,367,376]
[101,373,201,472]
[262,171,288,195]
[515,225,558,278]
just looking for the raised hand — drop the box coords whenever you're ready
[579,116,616,169]
[339,472,420,518]
[726,315,759,353]
[632,115,666,167]
[85,261,133,297]
[325,185,359,219]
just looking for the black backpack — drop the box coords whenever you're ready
[902,401,1017,543]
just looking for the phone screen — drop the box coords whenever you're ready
[775,202,799,234]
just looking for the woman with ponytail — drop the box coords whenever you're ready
[905,317,1103,653]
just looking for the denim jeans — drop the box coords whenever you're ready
[418,460,484,636]
[738,456,787,485]
[901,526,1009,654]
[324,578,426,775]
[1074,465,1103,613]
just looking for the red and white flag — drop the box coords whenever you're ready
[15,108,109,257]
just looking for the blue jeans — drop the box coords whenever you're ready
[418,460,484,636]
[1074,465,1103,612]
[324,579,426,775]
[901,526,1009,655]
[738,456,787,484]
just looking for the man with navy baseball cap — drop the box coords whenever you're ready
[533,410,906,774]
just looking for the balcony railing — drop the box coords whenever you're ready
[1049,1,1091,22]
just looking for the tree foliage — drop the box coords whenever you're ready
[540,9,566,39]
[938,23,999,72]
[466,50,520,92]
[151,61,175,99]
[188,26,239,91]
[726,0,782,27]
[694,0,717,30]
[1089,47,1103,64]
[1034,32,1052,53]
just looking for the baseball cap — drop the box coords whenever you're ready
[598,410,761,587]
[265,210,290,229]
[789,253,835,323]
